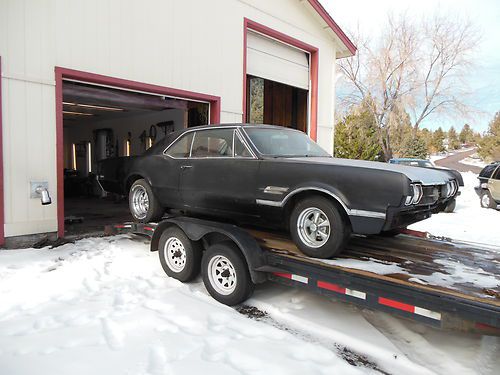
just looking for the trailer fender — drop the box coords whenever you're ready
[151,217,267,284]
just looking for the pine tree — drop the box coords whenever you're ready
[431,127,446,153]
[401,136,428,159]
[447,126,460,150]
[459,124,474,144]
[334,106,383,161]
[478,112,500,161]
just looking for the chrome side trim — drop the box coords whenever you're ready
[263,186,289,195]
[256,199,282,207]
[256,187,387,219]
[349,209,386,219]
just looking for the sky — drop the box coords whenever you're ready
[321,0,500,132]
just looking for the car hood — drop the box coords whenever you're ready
[287,157,452,185]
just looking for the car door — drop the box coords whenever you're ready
[179,128,260,217]
[153,131,195,208]
[489,166,500,201]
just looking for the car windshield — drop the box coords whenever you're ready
[244,128,330,157]
[396,160,433,168]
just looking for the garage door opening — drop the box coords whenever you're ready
[243,19,318,140]
[61,79,210,237]
[245,29,310,133]
[246,75,308,132]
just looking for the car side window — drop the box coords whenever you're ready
[492,167,500,180]
[234,131,252,158]
[165,133,194,158]
[480,165,496,178]
[191,129,233,158]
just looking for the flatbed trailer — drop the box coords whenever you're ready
[106,216,500,336]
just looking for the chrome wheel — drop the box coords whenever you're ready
[481,193,490,208]
[131,185,149,219]
[297,207,331,248]
[164,237,187,273]
[207,255,237,296]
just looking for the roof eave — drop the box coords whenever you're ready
[306,0,357,58]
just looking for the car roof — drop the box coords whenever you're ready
[182,123,294,131]
[390,158,429,162]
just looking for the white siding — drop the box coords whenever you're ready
[0,0,339,237]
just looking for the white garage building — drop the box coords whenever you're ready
[0,0,355,245]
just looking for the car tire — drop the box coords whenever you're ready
[480,191,497,209]
[443,198,456,213]
[158,227,201,282]
[290,196,351,259]
[129,179,164,222]
[201,242,255,306]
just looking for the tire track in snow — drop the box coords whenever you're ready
[235,305,390,374]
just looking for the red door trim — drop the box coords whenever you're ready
[0,57,4,246]
[242,18,319,140]
[55,67,221,238]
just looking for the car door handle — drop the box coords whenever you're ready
[180,165,193,170]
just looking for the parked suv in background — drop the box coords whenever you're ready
[475,162,500,209]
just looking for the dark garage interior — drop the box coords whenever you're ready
[62,81,209,237]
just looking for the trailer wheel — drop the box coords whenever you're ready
[129,179,164,223]
[202,242,254,306]
[158,227,201,282]
[290,196,350,258]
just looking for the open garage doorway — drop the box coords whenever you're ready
[56,68,220,238]
[243,19,318,139]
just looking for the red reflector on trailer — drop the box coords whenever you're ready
[144,226,154,231]
[273,272,308,284]
[273,272,292,280]
[317,281,345,294]
[378,297,414,313]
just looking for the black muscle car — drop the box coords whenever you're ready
[98,124,459,258]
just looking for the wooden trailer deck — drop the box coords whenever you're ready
[250,229,500,308]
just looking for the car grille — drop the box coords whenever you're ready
[419,185,445,205]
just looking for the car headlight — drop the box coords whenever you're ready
[411,183,423,204]
[405,183,423,205]
[451,180,458,196]
[444,182,452,198]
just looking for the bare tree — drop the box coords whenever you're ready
[338,12,480,160]
[410,13,479,129]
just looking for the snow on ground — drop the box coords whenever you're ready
[409,172,500,247]
[429,152,450,163]
[1,171,499,375]
[460,155,488,169]
[1,235,499,375]
[0,236,371,375]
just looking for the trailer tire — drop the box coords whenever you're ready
[290,196,350,258]
[202,242,254,306]
[158,227,201,282]
[129,179,164,223]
